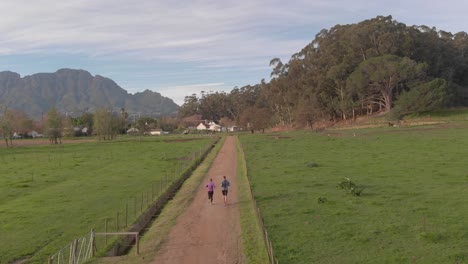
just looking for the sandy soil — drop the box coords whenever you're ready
[151,136,244,264]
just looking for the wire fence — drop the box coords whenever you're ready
[47,137,219,264]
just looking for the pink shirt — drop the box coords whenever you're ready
[206,182,215,192]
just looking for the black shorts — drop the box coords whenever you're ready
[208,191,214,199]
[222,190,228,196]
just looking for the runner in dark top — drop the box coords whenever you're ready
[221,176,230,205]
[206,178,215,205]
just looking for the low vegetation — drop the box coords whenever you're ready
[239,120,468,263]
[236,137,270,263]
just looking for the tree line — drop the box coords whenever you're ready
[178,16,468,129]
[0,106,178,147]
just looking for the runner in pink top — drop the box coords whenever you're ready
[206,178,215,205]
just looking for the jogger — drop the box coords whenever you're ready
[206,178,215,204]
[221,176,230,205]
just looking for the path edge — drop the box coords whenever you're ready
[236,136,271,264]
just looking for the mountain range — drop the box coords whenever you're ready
[0,68,179,119]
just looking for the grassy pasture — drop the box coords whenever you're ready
[0,135,213,263]
[239,122,468,263]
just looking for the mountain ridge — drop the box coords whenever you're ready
[0,68,179,119]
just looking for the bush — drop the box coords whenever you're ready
[391,78,449,119]
[317,197,327,204]
[338,178,364,196]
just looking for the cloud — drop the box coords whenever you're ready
[141,82,227,105]
[1,0,467,103]
[0,1,325,65]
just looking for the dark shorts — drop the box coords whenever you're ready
[208,191,214,199]
[222,190,228,196]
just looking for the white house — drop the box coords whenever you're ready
[209,123,222,132]
[197,122,208,130]
[228,126,240,132]
[148,129,162,135]
[127,127,139,134]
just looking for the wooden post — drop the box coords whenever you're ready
[270,240,274,262]
[126,203,128,228]
[141,193,143,212]
[135,233,140,255]
[116,212,119,231]
[160,179,162,194]
[73,239,79,264]
[105,219,108,245]
[91,229,96,257]
[48,256,53,264]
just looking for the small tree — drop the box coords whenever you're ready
[240,107,273,133]
[135,116,157,133]
[159,116,178,132]
[93,108,119,140]
[0,107,14,147]
[46,107,64,144]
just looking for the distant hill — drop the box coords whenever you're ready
[0,69,179,119]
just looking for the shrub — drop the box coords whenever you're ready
[338,178,364,196]
[317,197,327,203]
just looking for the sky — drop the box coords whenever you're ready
[0,0,467,105]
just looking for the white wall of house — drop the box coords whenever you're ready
[209,124,222,132]
[149,130,162,135]
[197,123,207,130]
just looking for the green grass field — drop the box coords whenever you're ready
[239,122,468,263]
[0,136,213,263]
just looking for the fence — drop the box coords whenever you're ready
[47,136,219,264]
[239,139,279,264]
[47,230,95,264]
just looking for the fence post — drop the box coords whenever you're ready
[116,212,120,231]
[135,233,140,255]
[159,179,162,195]
[141,193,143,212]
[126,203,128,228]
[48,256,53,264]
[73,239,79,264]
[134,196,137,218]
[91,229,96,257]
[105,219,108,245]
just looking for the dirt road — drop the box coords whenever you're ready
[151,136,243,264]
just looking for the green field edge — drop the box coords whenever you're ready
[91,136,226,264]
[236,136,271,264]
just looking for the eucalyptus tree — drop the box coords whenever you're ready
[198,91,229,121]
[178,94,200,118]
[226,84,262,123]
[347,55,427,112]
